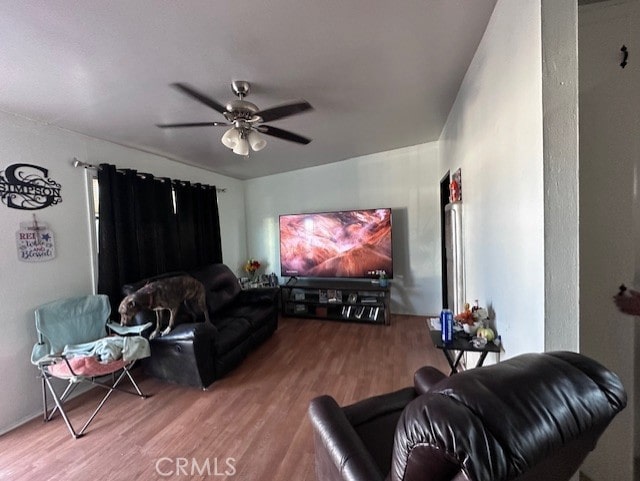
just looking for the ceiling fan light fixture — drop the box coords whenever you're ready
[161,81,313,157]
[233,137,250,156]
[221,127,240,149]
[248,130,267,152]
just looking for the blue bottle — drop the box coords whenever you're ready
[440,309,453,343]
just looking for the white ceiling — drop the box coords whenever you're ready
[0,1,497,180]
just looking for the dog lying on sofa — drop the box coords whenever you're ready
[118,274,210,339]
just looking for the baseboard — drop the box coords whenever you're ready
[579,471,594,481]
[0,411,42,437]
[0,383,94,436]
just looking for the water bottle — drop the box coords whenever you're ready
[440,309,453,343]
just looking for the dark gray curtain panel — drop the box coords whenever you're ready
[173,180,223,270]
[97,163,222,310]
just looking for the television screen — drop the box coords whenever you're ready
[279,208,393,279]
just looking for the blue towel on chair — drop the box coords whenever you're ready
[62,336,150,363]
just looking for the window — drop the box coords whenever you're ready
[92,176,99,253]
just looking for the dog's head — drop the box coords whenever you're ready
[118,294,141,326]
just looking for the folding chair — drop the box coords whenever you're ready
[30,294,152,439]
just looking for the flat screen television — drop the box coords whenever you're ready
[279,208,393,279]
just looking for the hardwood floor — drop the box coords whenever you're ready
[0,315,447,481]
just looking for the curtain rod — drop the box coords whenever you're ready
[72,158,227,193]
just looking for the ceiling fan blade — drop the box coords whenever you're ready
[171,83,227,114]
[257,125,312,144]
[156,121,229,128]
[256,100,313,123]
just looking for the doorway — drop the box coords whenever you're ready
[440,172,451,309]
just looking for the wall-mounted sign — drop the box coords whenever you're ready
[16,218,56,262]
[0,163,62,210]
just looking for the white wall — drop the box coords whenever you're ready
[579,2,638,479]
[2,8,631,481]
[541,0,580,354]
[0,111,245,434]
[243,142,442,316]
[439,0,545,359]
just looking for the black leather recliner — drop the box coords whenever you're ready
[121,263,279,388]
[309,351,627,481]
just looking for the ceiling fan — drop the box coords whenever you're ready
[157,81,313,156]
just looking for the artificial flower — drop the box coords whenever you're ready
[244,258,261,274]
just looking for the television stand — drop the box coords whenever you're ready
[280,279,391,325]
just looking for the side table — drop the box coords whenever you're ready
[428,327,500,375]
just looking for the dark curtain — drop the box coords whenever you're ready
[173,181,223,270]
[97,164,222,310]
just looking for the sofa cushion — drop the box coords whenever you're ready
[219,303,272,330]
[343,387,417,475]
[215,336,253,378]
[214,317,252,355]
[218,287,278,330]
[189,264,241,315]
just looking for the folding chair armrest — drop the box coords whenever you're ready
[106,321,153,336]
[33,352,66,367]
[33,350,83,378]
[32,337,65,366]
[32,342,50,365]
[50,354,85,378]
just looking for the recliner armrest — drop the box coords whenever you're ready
[309,395,386,481]
[413,366,447,395]
[152,322,217,342]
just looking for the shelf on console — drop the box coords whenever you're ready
[281,280,390,325]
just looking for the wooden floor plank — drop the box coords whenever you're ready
[0,315,446,481]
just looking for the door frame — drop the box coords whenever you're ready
[440,172,451,309]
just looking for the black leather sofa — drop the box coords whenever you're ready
[121,263,279,388]
[309,351,627,481]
